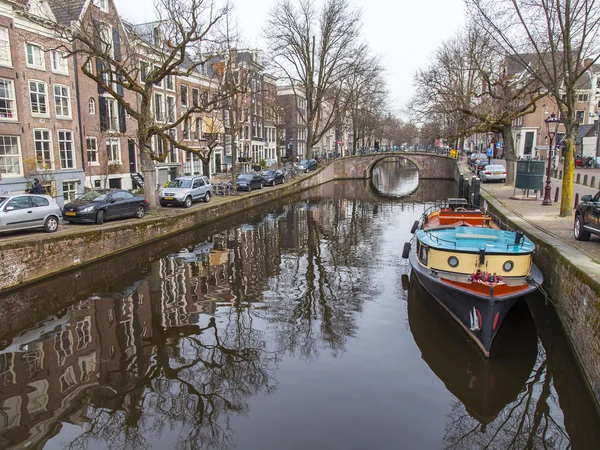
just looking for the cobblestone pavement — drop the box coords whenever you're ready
[460,159,600,264]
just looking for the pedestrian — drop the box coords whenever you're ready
[30,178,46,194]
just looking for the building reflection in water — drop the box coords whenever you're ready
[0,181,597,449]
[371,159,419,198]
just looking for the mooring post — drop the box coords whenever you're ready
[554,187,559,203]
[463,178,470,205]
[471,176,481,208]
[574,193,579,208]
[458,173,464,198]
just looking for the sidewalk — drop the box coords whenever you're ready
[460,159,600,263]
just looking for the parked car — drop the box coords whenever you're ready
[469,152,486,169]
[261,169,285,186]
[295,159,318,173]
[235,173,264,191]
[478,164,506,183]
[574,191,600,241]
[0,194,61,234]
[63,189,148,225]
[159,176,212,208]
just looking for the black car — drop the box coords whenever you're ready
[574,191,600,240]
[261,170,284,186]
[235,173,264,192]
[63,189,149,225]
[295,159,318,173]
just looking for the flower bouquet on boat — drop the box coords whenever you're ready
[402,199,543,357]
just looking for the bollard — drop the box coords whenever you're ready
[584,174,588,186]
[576,173,581,184]
[592,176,596,188]
[471,176,481,208]
[574,193,579,208]
[554,187,559,203]
[458,173,464,199]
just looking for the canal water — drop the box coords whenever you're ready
[0,160,599,449]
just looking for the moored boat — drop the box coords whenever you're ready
[403,200,543,357]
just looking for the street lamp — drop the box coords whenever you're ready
[542,113,561,206]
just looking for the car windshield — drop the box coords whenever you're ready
[77,191,109,202]
[261,170,275,176]
[238,174,253,180]
[168,179,192,188]
[485,165,504,171]
[298,159,309,165]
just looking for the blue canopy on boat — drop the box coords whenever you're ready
[416,226,535,254]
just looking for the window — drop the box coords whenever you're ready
[62,181,77,202]
[31,196,49,207]
[88,98,96,114]
[75,317,91,350]
[33,129,52,169]
[51,51,68,75]
[106,138,121,164]
[94,0,109,13]
[25,43,44,69]
[59,366,76,392]
[153,65,162,87]
[154,93,164,121]
[578,94,589,102]
[166,74,174,90]
[86,137,98,165]
[166,96,176,122]
[58,130,74,169]
[194,117,201,140]
[29,81,48,116]
[54,330,72,366]
[0,136,21,177]
[54,85,71,118]
[106,98,118,131]
[576,110,585,124]
[183,117,190,140]
[192,88,199,107]
[140,61,148,82]
[85,59,93,74]
[181,85,188,106]
[0,27,11,66]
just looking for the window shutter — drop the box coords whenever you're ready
[96,59,105,94]
[112,27,121,61]
[116,75,124,96]
[118,103,126,132]
[99,97,108,131]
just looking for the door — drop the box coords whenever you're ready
[128,139,137,173]
[107,191,129,218]
[2,196,37,231]
[215,153,222,173]
[193,177,205,200]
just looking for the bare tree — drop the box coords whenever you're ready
[264,0,366,156]
[467,0,600,216]
[26,0,230,206]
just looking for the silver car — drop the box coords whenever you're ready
[479,164,506,182]
[159,176,212,208]
[0,193,61,234]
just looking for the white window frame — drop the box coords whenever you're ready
[154,92,164,122]
[51,51,68,75]
[153,65,162,88]
[0,27,11,67]
[62,180,78,203]
[106,138,121,164]
[88,98,96,115]
[33,128,53,170]
[0,135,22,177]
[0,78,17,121]
[183,117,190,140]
[86,137,99,166]
[58,130,75,169]
[166,74,175,91]
[94,0,109,14]
[106,97,119,132]
[166,95,176,123]
[29,80,49,117]
[25,43,45,70]
[180,85,188,107]
[54,84,71,118]
[576,110,585,124]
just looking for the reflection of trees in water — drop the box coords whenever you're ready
[265,198,382,360]
[443,344,570,450]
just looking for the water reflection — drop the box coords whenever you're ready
[0,180,597,449]
[371,159,419,197]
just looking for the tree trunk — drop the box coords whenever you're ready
[559,137,575,217]
[502,125,515,186]
[203,159,211,178]
[141,151,158,208]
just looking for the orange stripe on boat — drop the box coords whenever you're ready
[441,278,491,295]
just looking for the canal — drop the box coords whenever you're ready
[0,160,599,449]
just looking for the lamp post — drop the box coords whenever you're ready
[542,113,561,206]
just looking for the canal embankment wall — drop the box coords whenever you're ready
[481,191,600,414]
[0,153,460,294]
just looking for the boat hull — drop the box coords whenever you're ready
[408,237,542,356]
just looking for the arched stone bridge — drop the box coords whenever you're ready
[323,152,461,182]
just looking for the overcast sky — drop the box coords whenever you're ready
[113,0,467,117]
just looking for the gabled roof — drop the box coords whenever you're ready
[47,0,86,26]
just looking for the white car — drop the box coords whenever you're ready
[0,193,61,234]
[479,165,506,183]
